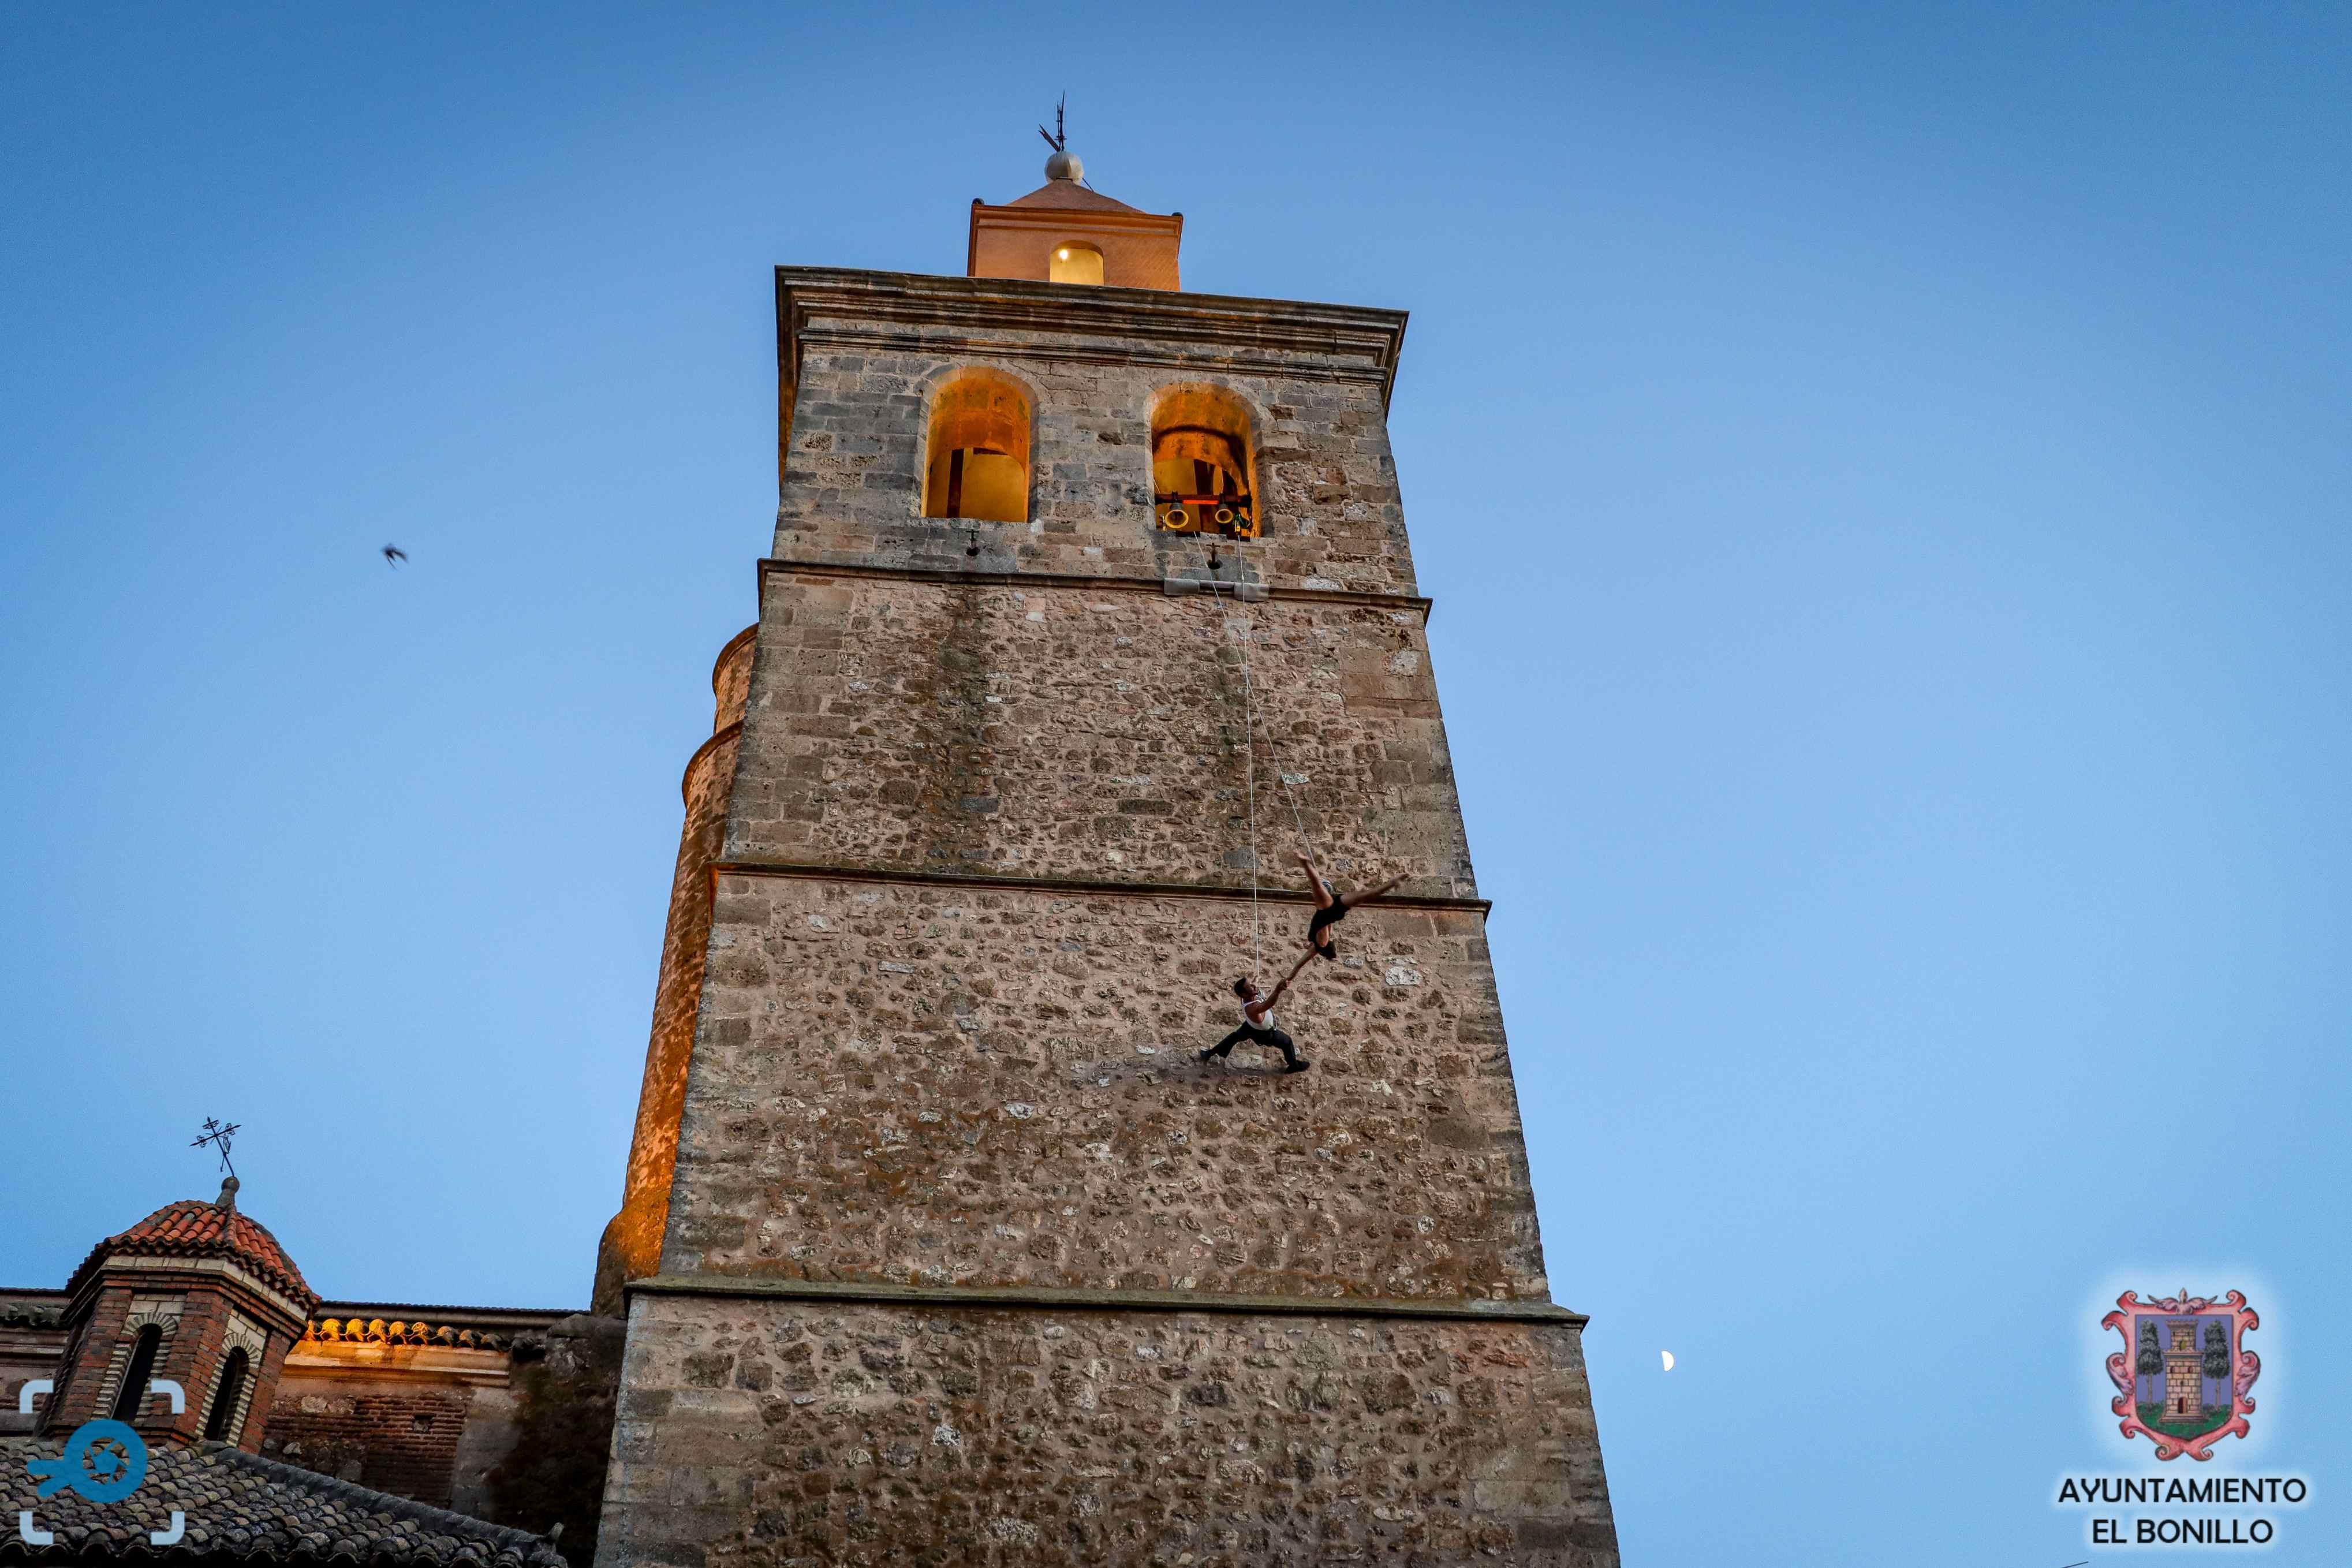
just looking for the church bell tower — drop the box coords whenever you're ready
[594,139,1619,1567]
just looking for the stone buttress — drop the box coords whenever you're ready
[598,625,758,1313]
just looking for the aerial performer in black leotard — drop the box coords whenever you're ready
[1296,849,1403,962]
[1201,948,1315,1073]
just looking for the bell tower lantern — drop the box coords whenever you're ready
[965,140,1183,290]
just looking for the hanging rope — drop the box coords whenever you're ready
[1206,581,1313,834]
[1200,573,1410,983]
[1204,575,1337,983]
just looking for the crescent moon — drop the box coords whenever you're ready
[1660,1350,1675,1371]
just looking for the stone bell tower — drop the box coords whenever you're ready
[594,143,1619,1567]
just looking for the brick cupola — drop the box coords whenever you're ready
[41,1178,319,1453]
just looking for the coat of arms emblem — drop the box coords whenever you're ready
[2102,1289,2261,1460]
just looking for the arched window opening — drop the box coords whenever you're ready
[203,1349,250,1442]
[922,370,1032,523]
[111,1326,163,1423]
[1048,242,1104,285]
[1152,386,1257,537]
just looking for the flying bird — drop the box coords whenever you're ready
[382,545,407,567]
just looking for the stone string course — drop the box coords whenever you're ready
[600,1294,1614,1568]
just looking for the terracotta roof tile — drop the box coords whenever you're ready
[0,1438,564,1567]
[66,1199,316,1310]
[1003,180,1143,213]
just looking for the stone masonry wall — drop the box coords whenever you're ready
[727,573,1470,895]
[599,267,1617,1568]
[664,881,1547,1303]
[601,1293,1615,1568]
[772,273,1415,596]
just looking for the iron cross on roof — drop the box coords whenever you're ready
[192,1117,241,1178]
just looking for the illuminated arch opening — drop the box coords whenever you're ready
[1151,384,1257,537]
[923,369,1033,524]
[1048,242,1105,285]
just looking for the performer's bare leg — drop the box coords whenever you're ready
[1338,875,1404,913]
[1294,850,1336,910]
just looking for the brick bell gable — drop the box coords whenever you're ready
[43,1180,318,1454]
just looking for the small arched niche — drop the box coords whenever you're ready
[923,368,1033,523]
[203,1347,250,1442]
[1049,242,1105,285]
[111,1324,163,1423]
[1151,384,1258,537]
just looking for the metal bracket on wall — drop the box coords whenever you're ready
[1163,579,1268,600]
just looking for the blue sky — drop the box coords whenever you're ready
[3,4,2346,1562]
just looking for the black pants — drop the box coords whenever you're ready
[1208,1023,1300,1067]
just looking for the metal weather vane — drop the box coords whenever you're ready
[192,1117,241,1178]
[1038,94,1066,154]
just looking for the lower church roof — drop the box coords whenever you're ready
[0,1439,565,1568]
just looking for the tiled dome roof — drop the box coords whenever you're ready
[66,1183,318,1310]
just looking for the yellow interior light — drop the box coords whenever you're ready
[1047,241,1104,285]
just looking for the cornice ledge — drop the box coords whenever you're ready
[704,856,1490,914]
[97,1255,314,1326]
[681,722,744,805]
[775,266,1408,403]
[628,1272,1584,1327]
[757,555,1432,618]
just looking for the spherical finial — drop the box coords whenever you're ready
[216,1175,241,1212]
[1045,148,1083,184]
